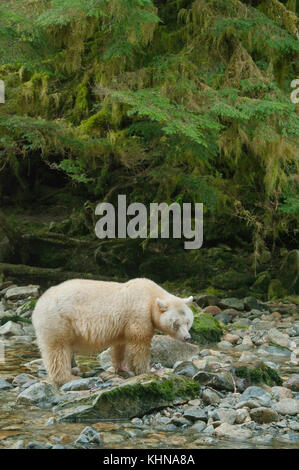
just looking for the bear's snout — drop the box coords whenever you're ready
[183,333,191,342]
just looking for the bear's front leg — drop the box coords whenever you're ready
[126,341,151,375]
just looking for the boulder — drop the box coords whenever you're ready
[218,298,244,311]
[249,407,279,424]
[53,372,201,422]
[99,335,199,370]
[214,423,252,441]
[17,382,59,408]
[0,321,24,337]
[238,386,272,408]
[284,375,299,392]
[274,398,299,416]
[4,285,40,301]
[203,306,222,316]
[190,313,222,344]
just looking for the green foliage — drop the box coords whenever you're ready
[0,0,298,259]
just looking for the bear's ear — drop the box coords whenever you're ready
[156,298,168,313]
[183,296,193,305]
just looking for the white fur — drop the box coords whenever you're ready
[32,278,194,384]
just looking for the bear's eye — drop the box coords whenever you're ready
[173,320,180,331]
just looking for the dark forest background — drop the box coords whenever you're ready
[0,0,298,298]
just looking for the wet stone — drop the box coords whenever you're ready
[249,407,279,424]
[74,426,102,449]
[0,377,13,390]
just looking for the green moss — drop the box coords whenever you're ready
[268,279,287,300]
[190,312,223,344]
[102,374,200,404]
[235,362,283,387]
[0,315,31,326]
[18,299,37,314]
[285,296,299,305]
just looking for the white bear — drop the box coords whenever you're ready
[32,277,194,385]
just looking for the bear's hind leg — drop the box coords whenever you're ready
[41,343,78,386]
[111,344,128,373]
[126,341,151,375]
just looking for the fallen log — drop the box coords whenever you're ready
[0,262,126,287]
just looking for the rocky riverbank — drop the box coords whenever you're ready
[0,282,298,449]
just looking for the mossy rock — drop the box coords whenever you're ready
[53,373,201,422]
[234,361,283,387]
[268,279,287,300]
[251,271,271,294]
[190,312,223,344]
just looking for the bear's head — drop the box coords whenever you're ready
[154,295,194,342]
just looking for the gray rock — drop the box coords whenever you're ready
[0,377,13,390]
[61,377,103,392]
[74,426,102,449]
[4,285,40,301]
[150,336,199,368]
[217,340,233,350]
[17,382,59,408]
[169,416,190,427]
[289,421,299,431]
[193,371,234,392]
[27,442,52,449]
[51,444,68,449]
[271,386,293,400]
[190,421,207,433]
[257,345,291,358]
[284,375,299,392]
[233,318,251,327]
[274,398,299,416]
[219,298,244,311]
[239,386,272,407]
[12,373,38,389]
[214,312,232,324]
[173,361,198,378]
[249,407,279,423]
[183,406,207,422]
[243,297,261,311]
[214,423,252,440]
[250,320,274,331]
[203,424,215,435]
[0,321,24,337]
[235,408,250,424]
[212,408,236,425]
[98,335,199,370]
[202,388,222,405]
[276,433,299,444]
[267,328,290,348]
[195,294,220,308]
